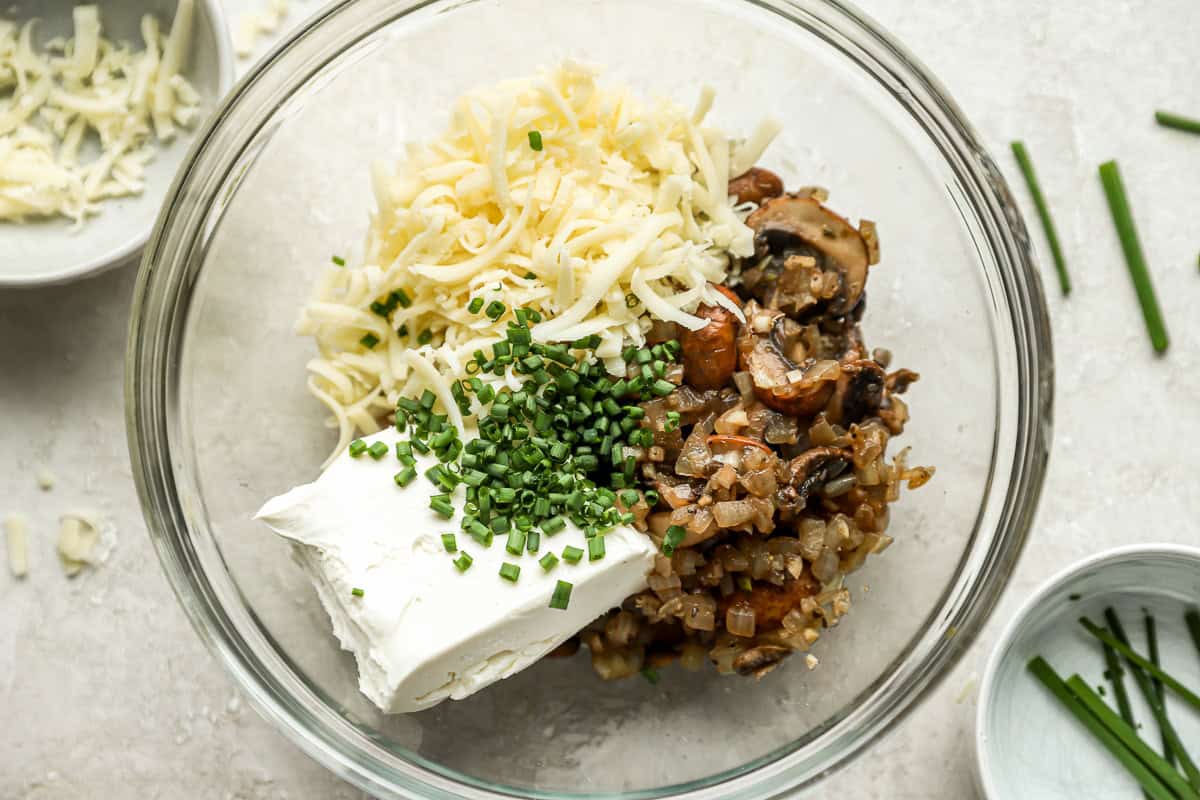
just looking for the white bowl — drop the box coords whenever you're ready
[0,0,233,288]
[977,545,1200,799]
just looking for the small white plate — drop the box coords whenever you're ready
[977,545,1200,799]
[0,0,233,287]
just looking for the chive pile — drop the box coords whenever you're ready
[349,301,685,610]
[1030,606,1200,798]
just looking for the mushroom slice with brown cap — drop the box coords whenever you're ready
[745,195,872,316]
[784,446,854,509]
[737,303,841,417]
[827,359,887,426]
[679,284,742,391]
[728,167,784,206]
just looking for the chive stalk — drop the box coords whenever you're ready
[1098,160,1169,354]
[1186,609,1200,664]
[1010,141,1071,295]
[1155,110,1200,135]
[1144,612,1174,768]
[1027,657,1176,800]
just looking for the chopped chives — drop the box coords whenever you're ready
[542,516,566,536]
[737,575,752,593]
[528,130,543,151]
[367,441,389,460]
[393,288,412,308]
[453,552,473,572]
[588,536,606,561]
[1098,160,1169,354]
[505,529,526,555]
[331,255,346,266]
[662,525,686,557]
[526,530,541,554]
[430,496,454,519]
[640,667,660,685]
[549,580,572,610]
[441,533,457,552]
[499,562,521,582]
[539,552,558,571]
[394,466,417,486]
[417,329,433,345]
[360,332,380,349]
[562,545,584,564]
[348,439,367,457]
[485,300,506,320]
[468,297,484,314]
[1010,141,1070,295]
[1155,110,1200,135]
[351,587,364,597]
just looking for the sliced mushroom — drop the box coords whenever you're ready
[737,303,841,417]
[680,284,742,390]
[718,571,820,631]
[784,446,853,509]
[732,644,791,678]
[745,196,871,316]
[728,167,785,206]
[826,359,886,426]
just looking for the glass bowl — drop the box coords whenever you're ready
[126,0,1053,797]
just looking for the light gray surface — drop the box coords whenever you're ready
[1,0,1198,798]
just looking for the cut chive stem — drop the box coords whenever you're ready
[1144,611,1174,769]
[1084,614,1200,789]
[1027,657,1176,800]
[1098,160,1169,354]
[1065,675,1200,800]
[1186,609,1200,665]
[1155,110,1200,135]
[1101,632,1138,741]
[1011,141,1071,295]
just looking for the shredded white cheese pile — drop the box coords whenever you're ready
[300,62,779,460]
[0,1,201,224]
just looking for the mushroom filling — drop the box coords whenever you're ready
[580,169,934,682]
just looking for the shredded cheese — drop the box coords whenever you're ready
[5,513,29,578]
[299,63,778,462]
[0,1,201,224]
[233,0,290,59]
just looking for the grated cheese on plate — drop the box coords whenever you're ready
[299,62,778,462]
[5,513,29,578]
[0,1,201,224]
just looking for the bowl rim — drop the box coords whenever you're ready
[974,543,1200,799]
[0,0,236,289]
[126,0,1055,797]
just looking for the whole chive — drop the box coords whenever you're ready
[453,552,473,572]
[588,536,605,561]
[1010,141,1070,295]
[539,552,558,571]
[1027,657,1176,800]
[528,130,543,151]
[394,466,417,486]
[662,525,687,557]
[360,332,380,349]
[1064,674,1196,800]
[441,533,457,552]
[367,441,389,460]
[499,562,521,582]
[1145,611,1174,769]
[331,255,346,266]
[641,667,661,685]
[1186,608,1200,663]
[549,580,572,610]
[485,300,506,320]
[351,587,364,597]
[562,545,584,564]
[348,439,367,457]
[1155,110,1200,135]
[1098,160,1169,353]
[505,529,526,556]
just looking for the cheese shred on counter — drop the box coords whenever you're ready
[300,63,779,462]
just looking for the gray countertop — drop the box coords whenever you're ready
[3,0,1199,797]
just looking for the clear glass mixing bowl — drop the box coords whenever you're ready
[126,1,1053,797]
